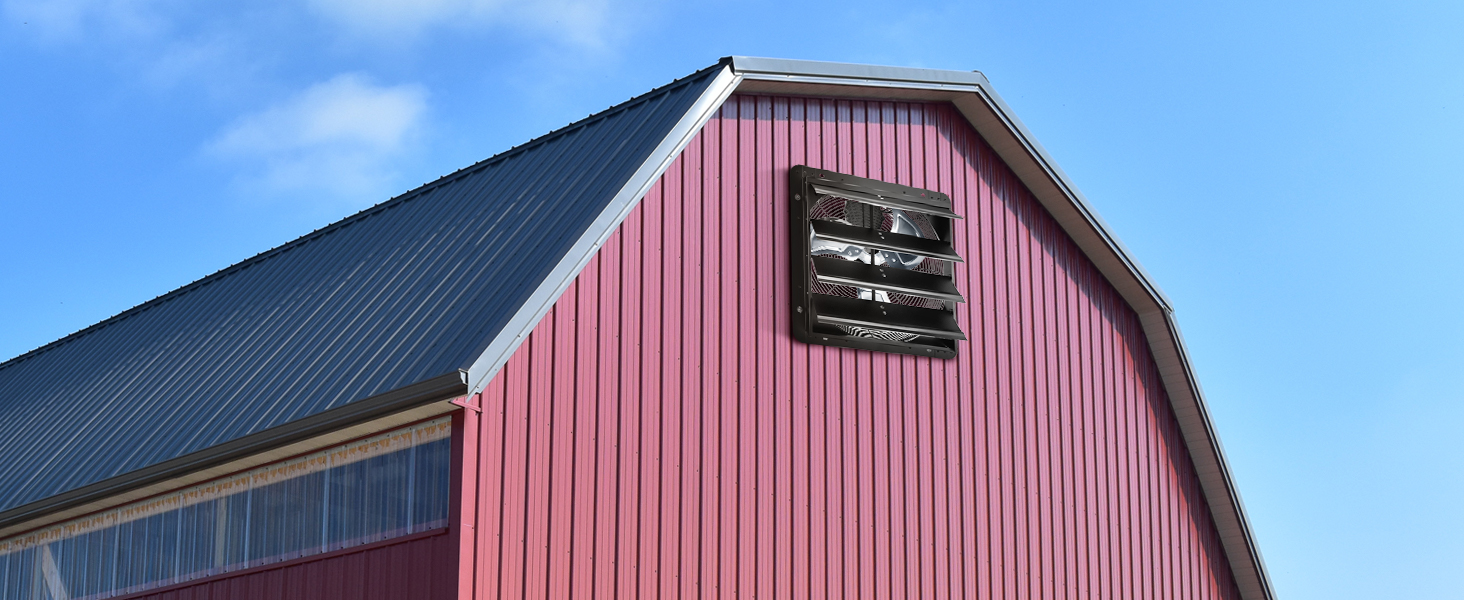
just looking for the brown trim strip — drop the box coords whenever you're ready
[106,527,451,600]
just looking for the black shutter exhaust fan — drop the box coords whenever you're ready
[789,166,966,358]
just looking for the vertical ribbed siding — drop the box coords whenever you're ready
[461,95,1242,600]
[116,529,453,600]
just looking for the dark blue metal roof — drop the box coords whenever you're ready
[0,63,723,519]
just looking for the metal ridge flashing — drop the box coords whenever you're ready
[730,55,988,88]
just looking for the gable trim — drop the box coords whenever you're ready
[461,64,743,394]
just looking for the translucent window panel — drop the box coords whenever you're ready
[0,417,451,600]
[411,433,451,528]
[246,470,325,566]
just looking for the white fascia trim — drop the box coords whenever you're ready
[731,55,990,89]
[962,78,1275,600]
[463,65,743,394]
[963,82,1174,311]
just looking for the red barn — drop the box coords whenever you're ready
[0,57,1273,600]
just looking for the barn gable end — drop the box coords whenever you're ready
[460,93,1245,600]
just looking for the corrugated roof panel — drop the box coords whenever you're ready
[0,64,723,516]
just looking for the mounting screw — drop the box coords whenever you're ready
[796,306,803,313]
[794,194,801,200]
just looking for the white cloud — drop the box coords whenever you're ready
[306,0,615,47]
[208,74,429,206]
[3,0,163,41]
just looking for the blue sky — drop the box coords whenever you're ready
[3,1,1462,597]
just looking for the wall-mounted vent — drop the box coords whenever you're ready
[789,166,966,359]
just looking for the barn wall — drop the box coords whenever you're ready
[459,94,1241,600]
[114,529,454,600]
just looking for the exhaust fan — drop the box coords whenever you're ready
[789,166,966,358]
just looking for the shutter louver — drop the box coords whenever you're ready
[790,166,966,358]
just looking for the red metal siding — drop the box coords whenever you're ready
[115,529,454,600]
[459,95,1242,600]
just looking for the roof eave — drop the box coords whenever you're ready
[0,370,468,538]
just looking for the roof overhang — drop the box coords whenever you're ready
[464,56,1274,600]
[0,371,467,538]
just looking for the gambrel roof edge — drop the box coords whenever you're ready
[930,61,1275,600]
[736,56,1276,600]
[460,56,1275,600]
